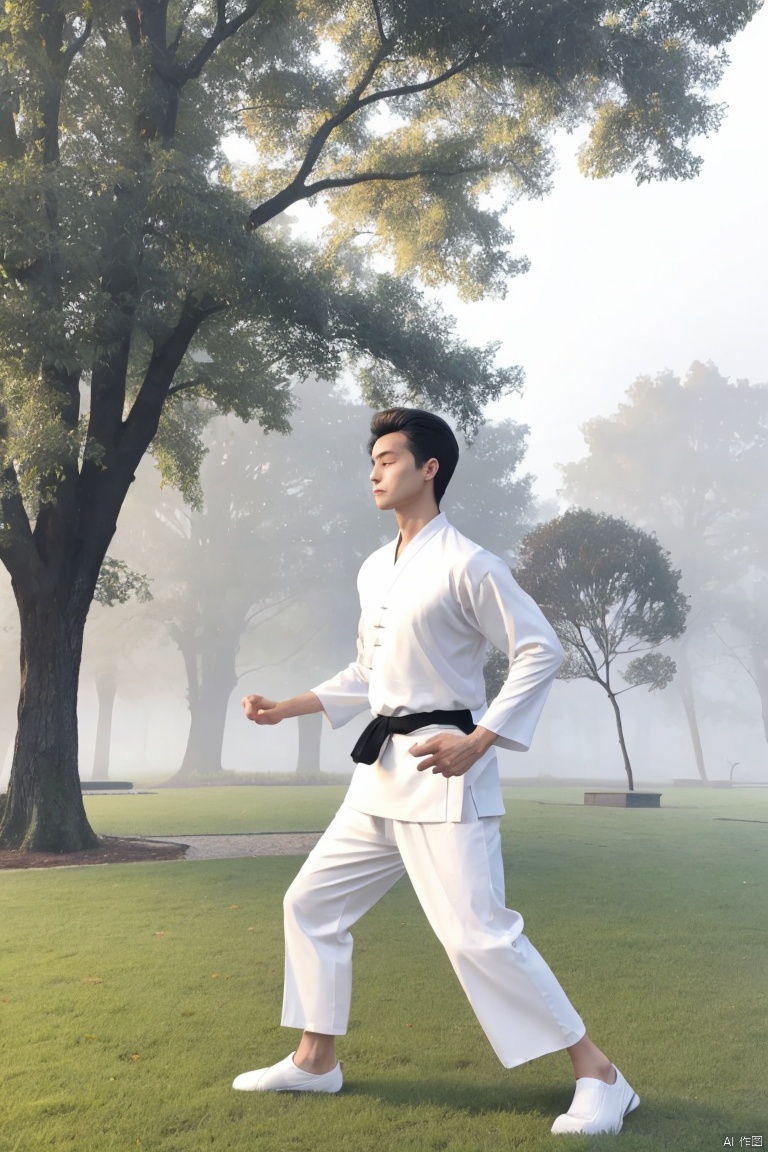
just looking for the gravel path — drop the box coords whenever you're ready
[146,832,324,860]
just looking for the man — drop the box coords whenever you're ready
[236,408,639,1136]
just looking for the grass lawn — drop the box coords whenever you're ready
[81,781,768,836]
[1,786,766,1151]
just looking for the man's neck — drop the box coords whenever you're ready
[393,504,441,560]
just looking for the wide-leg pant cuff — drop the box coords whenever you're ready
[280,1014,348,1036]
[499,1022,587,1070]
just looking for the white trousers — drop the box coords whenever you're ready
[281,805,586,1069]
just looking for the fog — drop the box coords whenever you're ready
[2,369,766,793]
[2,12,767,794]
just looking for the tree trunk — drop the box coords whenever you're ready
[606,690,635,791]
[172,633,238,781]
[176,684,233,778]
[0,596,98,852]
[91,672,117,780]
[296,711,322,776]
[746,643,768,744]
[677,658,708,781]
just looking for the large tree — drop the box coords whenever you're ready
[0,1,759,850]
[559,362,768,776]
[515,509,689,790]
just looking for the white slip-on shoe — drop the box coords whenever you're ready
[551,1065,639,1135]
[232,1051,343,1093]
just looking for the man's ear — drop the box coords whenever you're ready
[424,458,439,481]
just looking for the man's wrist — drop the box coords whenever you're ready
[278,692,324,721]
[469,725,497,755]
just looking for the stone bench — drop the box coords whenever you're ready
[584,791,661,808]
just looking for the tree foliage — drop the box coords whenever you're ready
[559,361,768,752]
[515,507,688,787]
[1,2,760,522]
[93,557,152,606]
[0,0,758,850]
[559,363,768,594]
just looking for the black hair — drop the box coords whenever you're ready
[367,408,459,507]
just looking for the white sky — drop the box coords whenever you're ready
[448,6,768,499]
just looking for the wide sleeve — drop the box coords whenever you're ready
[311,613,372,729]
[456,554,564,751]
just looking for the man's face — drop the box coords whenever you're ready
[369,431,438,512]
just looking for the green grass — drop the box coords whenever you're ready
[2,787,767,1151]
[84,781,768,835]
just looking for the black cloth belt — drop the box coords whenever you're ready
[351,709,476,765]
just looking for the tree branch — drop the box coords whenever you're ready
[575,622,606,685]
[0,84,21,162]
[370,0,387,45]
[182,0,267,83]
[169,623,202,703]
[167,377,204,397]
[249,157,495,230]
[123,9,142,49]
[121,295,227,464]
[711,625,760,691]
[168,0,196,58]
[235,102,313,115]
[353,53,477,114]
[290,40,394,190]
[302,160,500,197]
[0,409,38,581]
[247,47,490,230]
[237,621,328,679]
[243,593,297,630]
[61,18,93,72]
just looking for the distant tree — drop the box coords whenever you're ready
[158,393,374,781]
[447,419,535,559]
[0,1,758,851]
[85,559,155,781]
[559,362,768,775]
[717,583,768,744]
[515,509,688,790]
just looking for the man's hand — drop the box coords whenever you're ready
[241,695,284,725]
[242,690,323,725]
[409,727,496,777]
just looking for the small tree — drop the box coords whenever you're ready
[515,509,688,790]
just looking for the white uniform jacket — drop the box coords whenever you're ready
[312,512,564,823]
